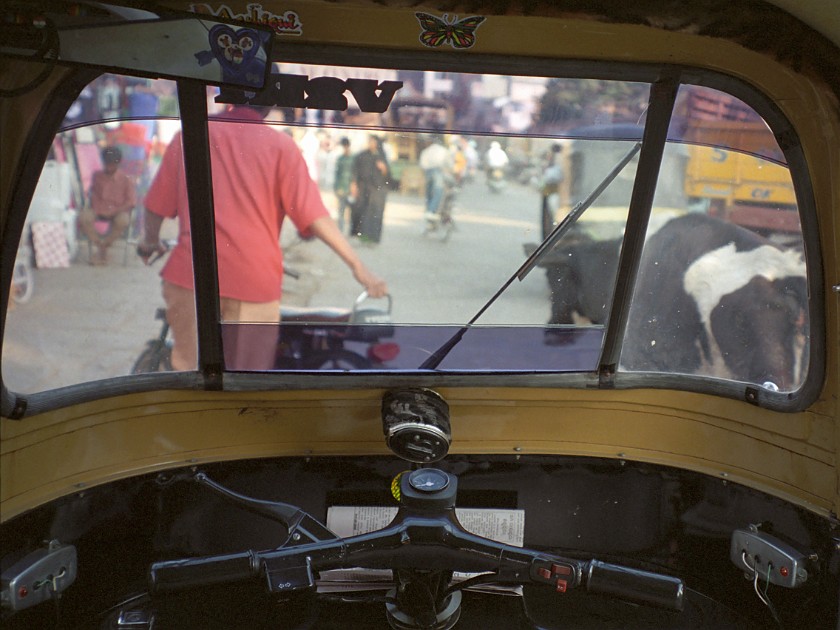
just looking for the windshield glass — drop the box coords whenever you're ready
[2,64,810,397]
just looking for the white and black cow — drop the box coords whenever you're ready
[623,213,807,389]
[542,214,808,389]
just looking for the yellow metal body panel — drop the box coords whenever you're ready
[1,388,835,521]
[2,1,839,523]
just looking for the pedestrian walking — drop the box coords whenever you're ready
[350,135,391,244]
[333,137,355,232]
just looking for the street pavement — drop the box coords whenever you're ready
[4,177,549,393]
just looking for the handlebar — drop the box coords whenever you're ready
[353,290,392,314]
[150,533,682,611]
[151,550,261,592]
[587,560,683,609]
[148,470,684,614]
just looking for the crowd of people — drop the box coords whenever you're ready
[299,130,392,245]
[305,131,483,237]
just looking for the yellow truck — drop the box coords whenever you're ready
[683,111,800,235]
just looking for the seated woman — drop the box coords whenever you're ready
[78,146,136,265]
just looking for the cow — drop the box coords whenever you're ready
[537,230,620,342]
[539,214,808,390]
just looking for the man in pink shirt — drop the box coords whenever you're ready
[79,146,136,265]
[138,105,387,371]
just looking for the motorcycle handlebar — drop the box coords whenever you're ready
[148,470,684,613]
[150,535,683,612]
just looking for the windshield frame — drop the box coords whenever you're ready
[0,44,825,417]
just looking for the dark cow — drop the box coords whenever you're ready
[540,214,808,389]
[538,230,620,335]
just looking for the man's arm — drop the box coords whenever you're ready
[137,133,182,263]
[137,209,167,263]
[307,216,388,298]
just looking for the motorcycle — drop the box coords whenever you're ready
[486,167,506,193]
[422,174,458,242]
[132,287,398,373]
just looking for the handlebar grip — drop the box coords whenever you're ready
[150,551,260,593]
[586,560,684,611]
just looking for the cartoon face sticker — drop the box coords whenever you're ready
[195,24,268,87]
[415,13,486,49]
[216,30,254,64]
[209,24,259,70]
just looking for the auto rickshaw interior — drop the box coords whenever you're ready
[3,47,822,410]
[1,1,838,629]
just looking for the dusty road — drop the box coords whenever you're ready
[4,178,550,393]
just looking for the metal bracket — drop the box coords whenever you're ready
[730,526,809,588]
[1,540,77,613]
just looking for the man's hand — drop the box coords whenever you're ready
[139,207,168,264]
[137,240,169,265]
[353,266,388,298]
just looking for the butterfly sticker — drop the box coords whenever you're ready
[415,12,486,49]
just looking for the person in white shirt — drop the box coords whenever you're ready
[419,136,454,221]
[485,140,509,170]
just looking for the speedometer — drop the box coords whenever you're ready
[407,468,450,493]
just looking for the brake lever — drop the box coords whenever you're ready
[193,472,338,546]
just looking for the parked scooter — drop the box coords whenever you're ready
[275,292,398,369]
[131,289,398,373]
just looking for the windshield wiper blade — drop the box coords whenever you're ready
[419,142,642,370]
[517,142,641,280]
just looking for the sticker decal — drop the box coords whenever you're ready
[195,24,268,86]
[190,3,303,36]
[218,73,403,113]
[415,12,486,49]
